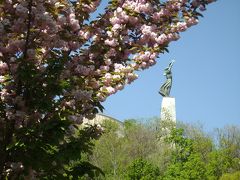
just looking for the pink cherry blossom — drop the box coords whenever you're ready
[104,39,119,47]
[96,92,106,102]
[0,61,8,74]
[156,34,168,44]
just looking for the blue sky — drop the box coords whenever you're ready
[95,1,240,130]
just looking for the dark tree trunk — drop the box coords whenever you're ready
[0,118,15,179]
[0,121,6,179]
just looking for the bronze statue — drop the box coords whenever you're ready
[159,60,175,97]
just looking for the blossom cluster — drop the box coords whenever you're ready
[0,0,215,130]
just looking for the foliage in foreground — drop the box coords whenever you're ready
[2,119,104,179]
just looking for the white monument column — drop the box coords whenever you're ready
[159,60,176,122]
[160,97,176,122]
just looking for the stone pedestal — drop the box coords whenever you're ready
[161,97,176,122]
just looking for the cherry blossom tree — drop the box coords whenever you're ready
[0,0,215,178]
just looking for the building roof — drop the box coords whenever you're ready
[82,113,123,126]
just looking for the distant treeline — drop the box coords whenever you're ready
[89,118,240,180]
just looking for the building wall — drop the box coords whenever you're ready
[82,114,124,137]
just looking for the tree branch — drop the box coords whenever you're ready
[23,0,33,60]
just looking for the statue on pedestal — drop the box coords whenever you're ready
[159,60,175,97]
